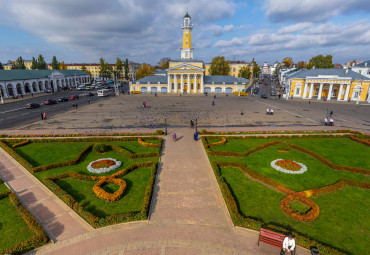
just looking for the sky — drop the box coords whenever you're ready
[0,0,370,66]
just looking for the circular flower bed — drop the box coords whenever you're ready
[87,158,121,174]
[271,159,307,174]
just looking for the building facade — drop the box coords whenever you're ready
[284,69,370,102]
[130,13,249,94]
[204,61,252,77]
[0,70,89,99]
[350,60,370,78]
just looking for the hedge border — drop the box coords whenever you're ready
[349,135,370,147]
[0,132,161,138]
[0,191,49,254]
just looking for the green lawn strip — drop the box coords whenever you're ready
[208,137,280,152]
[13,142,92,166]
[221,167,369,255]
[287,137,370,169]
[54,167,152,218]
[209,145,369,192]
[0,196,35,252]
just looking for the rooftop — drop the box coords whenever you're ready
[0,69,88,81]
[288,68,370,80]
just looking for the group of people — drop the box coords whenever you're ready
[40,112,47,120]
[324,110,334,126]
[266,108,274,115]
[142,102,148,108]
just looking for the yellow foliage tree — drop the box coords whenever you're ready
[136,63,155,80]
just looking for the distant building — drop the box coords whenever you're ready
[350,60,370,78]
[0,70,89,99]
[284,69,370,102]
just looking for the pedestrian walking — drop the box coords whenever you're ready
[73,103,75,108]
[309,99,311,104]
[41,112,43,120]
[212,101,215,106]
[21,94,23,98]
[43,112,47,120]
[75,104,78,109]
[88,99,91,104]
[172,132,177,142]
[193,132,198,141]
[214,95,216,99]
[190,119,194,128]
[330,110,333,117]
[266,108,270,115]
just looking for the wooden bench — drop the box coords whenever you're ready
[258,228,296,253]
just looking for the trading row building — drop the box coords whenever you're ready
[130,13,249,94]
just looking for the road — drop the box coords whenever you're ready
[0,90,113,129]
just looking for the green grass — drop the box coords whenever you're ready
[55,167,152,217]
[206,136,370,254]
[0,184,34,252]
[221,167,370,255]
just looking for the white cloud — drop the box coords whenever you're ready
[277,22,312,34]
[264,0,370,23]
[0,0,236,63]
[214,37,248,47]
[223,24,234,32]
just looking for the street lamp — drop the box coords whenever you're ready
[164,115,167,135]
[195,115,198,134]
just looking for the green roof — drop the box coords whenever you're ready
[184,12,191,18]
[0,70,88,82]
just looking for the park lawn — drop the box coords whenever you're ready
[210,144,369,192]
[221,167,370,255]
[55,166,152,217]
[208,137,280,152]
[287,137,370,169]
[0,184,34,252]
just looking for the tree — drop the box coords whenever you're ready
[210,56,230,75]
[0,62,4,70]
[12,56,26,69]
[37,54,47,69]
[158,57,170,70]
[59,61,67,69]
[282,57,293,68]
[124,58,129,80]
[113,58,123,81]
[81,65,92,79]
[238,66,252,79]
[136,63,154,80]
[99,58,112,80]
[51,56,59,70]
[307,55,334,69]
[31,57,38,69]
[297,61,306,68]
[252,63,261,75]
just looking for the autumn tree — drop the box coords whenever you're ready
[307,55,334,69]
[99,58,112,80]
[297,61,306,68]
[113,57,123,81]
[81,65,92,79]
[210,56,230,75]
[158,57,171,70]
[37,54,47,69]
[12,56,26,69]
[282,57,293,68]
[238,66,252,79]
[124,58,129,80]
[136,63,154,80]
[59,61,67,69]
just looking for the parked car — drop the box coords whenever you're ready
[58,97,69,102]
[69,95,79,100]
[26,103,40,109]
[77,86,86,91]
[86,92,95,97]
[44,89,52,93]
[44,99,57,105]
[261,94,267,98]
[271,92,276,96]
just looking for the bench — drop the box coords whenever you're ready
[258,228,296,253]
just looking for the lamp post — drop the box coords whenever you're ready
[164,115,167,135]
[195,115,198,134]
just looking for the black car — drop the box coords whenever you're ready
[261,94,268,98]
[58,97,69,102]
[86,92,95,96]
[26,103,40,109]
[44,99,57,105]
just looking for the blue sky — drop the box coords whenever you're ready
[0,0,369,66]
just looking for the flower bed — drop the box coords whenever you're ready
[271,159,307,174]
[87,158,121,174]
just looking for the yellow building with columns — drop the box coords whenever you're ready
[285,69,370,102]
[130,13,249,94]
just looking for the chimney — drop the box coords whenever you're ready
[345,69,349,74]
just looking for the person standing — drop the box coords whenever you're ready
[193,132,198,141]
[41,112,44,120]
[190,119,194,128]
[212,101,215,106]
[282,234,296,255]
[43,112,47,120]
[172,132,177,142]
[330,110,333,117]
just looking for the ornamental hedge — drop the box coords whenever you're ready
[349,135,370,146]
[0,192,49,254]
[12,140,30,148]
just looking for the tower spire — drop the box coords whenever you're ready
[181,13,193,60]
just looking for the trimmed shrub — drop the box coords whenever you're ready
[138,138,159,147]
[156,130,164,135]
[93,143,109,153]
[93,177,127,202]
[12,140,30,148]
[349,135,370,146]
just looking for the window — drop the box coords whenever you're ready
[172,83,174,89]
[233,67,236,72]
[296,88,300,95]
[178,83,181,89]
[191,83,194,89]
[186,40,188,44]
[197,83,200,90]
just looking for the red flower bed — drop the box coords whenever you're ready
[91,159,115,169]
[275,160,301,171]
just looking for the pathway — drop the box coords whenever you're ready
[0,147,92,242]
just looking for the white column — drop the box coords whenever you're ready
[13,84,18,96]
[201,74,204,93]
[317,83,323,100]
[327,83,333,101]
[308,83,314,99]
[344,83,350,101]
[194,75,197,93]
[181,74,184,93]
[174,74,177,93]
[187,74,190,93]
[167,75,171,93]
[302,82,308,99]
[21,85,26,95]
[337,84,343,101]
